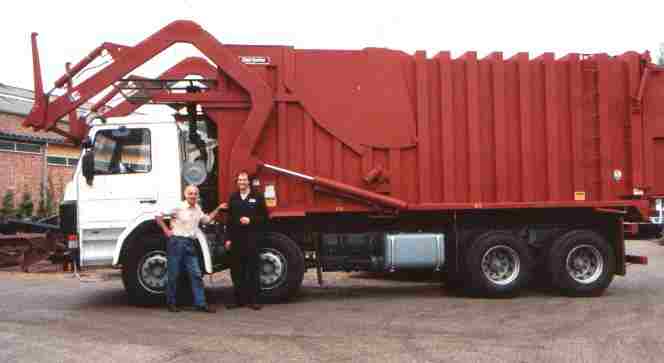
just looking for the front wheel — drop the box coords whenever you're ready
[123,235,167,306]
[122,235,194,306]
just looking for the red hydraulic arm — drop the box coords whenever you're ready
[25,20,273,176]
[90,57,220,119]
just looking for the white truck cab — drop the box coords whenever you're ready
[61,115,224,304]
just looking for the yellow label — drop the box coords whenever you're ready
[574,191,586,201]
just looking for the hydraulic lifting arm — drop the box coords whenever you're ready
[25,20,273,178]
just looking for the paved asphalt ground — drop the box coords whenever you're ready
[0,240,662,363]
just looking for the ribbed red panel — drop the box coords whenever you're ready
[223,45,656,212]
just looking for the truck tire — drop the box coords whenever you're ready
[257,232,305,303]
[465,231,533,297]
[548,230,615,297]
[123,235,201,306]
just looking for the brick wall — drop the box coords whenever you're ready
[0,150,74,214]
[0,112,76,215]
[0,113,24,132]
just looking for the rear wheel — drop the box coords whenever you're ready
[465,231,533,297]
[548,230,615,297]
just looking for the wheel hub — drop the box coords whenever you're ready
[259,248,287,290]
[481,245,521,286]
[138,251,168,294]
[566,244,603,284]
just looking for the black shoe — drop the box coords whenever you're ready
[167,304,180,313]
[248,303,263,311]
[225,303,245,310]
[194,305,216,313]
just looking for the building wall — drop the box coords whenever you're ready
[0,113,24,132]
[48,144,80,159]
[0,113,77,215]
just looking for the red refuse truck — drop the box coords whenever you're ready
[23,21,656,304]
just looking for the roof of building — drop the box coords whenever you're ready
[0,83,89,118]
[0,130,68,145]
[0,84,35,117]
[0,83,34,101]
[0,83,91,146]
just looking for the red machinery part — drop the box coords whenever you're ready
[24,20,663,218]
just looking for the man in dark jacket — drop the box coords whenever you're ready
[224,171,268,310]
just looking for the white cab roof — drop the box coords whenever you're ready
[102,114,176,125]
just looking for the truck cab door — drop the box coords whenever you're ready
[77,127,158,266]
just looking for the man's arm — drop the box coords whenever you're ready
[199,206,216,224]
[224,196,236,249]
[155,214,173,237]
[201,202,227,224]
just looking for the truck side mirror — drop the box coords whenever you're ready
[81,150,95,186]
[80,137,92,149]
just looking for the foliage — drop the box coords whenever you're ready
[37,177,57,217]
[1,189,16,218]
[17,189,34,219]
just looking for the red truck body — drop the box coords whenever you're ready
[216,47,663,216]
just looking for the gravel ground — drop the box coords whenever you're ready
[0,240,661,363]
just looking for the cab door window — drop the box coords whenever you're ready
[93,128,151,174]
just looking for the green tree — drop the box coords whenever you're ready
[1,189,16,218]
[37,188,47,217]
[37,177,57,217]
[17,190,34,219]
[45,177,56,216]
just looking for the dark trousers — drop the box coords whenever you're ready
[231,232,260,305]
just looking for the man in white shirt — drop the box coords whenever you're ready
[156,185,223,313]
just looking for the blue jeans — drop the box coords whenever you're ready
[167,236,207,307]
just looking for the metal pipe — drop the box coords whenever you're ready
[41,142,47,214]
[27,33,46,130]
[91,86,123,113]
[54,45,106,89]
[262,163,314,181]
[31,33,44,98]
[314,177,408,210]
[261,163,407,210]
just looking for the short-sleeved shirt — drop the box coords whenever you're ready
[163,201,211,238]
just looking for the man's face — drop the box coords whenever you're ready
[236,173,250,191]
[184,187,198,206]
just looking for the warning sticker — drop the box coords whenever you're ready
[574,191,586,201]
